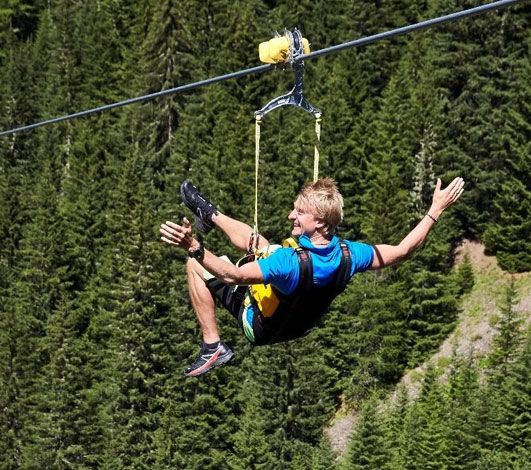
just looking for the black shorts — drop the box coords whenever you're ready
[206,278,247,324]
[206,278,272,344]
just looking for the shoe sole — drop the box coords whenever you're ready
[180,182,197,212]
[180,181,212,215]
[180,182,215,233]
[184,349,234,377]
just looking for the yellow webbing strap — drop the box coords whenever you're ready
[314,113,322,182]
[253,114,322,241]
[282,237,299,249]
[254,115,261,240]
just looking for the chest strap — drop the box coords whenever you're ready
[335,242,352,294]
[293,241,352,295]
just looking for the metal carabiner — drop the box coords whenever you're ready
[255,28,321,119]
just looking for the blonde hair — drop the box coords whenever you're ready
[295,178,344,233]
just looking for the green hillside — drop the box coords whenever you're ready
[329,240,530,468]
[0,1,529,468]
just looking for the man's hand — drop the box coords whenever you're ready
[160,217,264,285]
[160,217,199,251]
[429,177,465,219]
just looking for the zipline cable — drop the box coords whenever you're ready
[296,0,521,62]
[0,0,521,138]
[0,64,273,138]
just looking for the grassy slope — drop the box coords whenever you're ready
[326,239,531,456]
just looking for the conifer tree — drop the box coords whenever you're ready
[347,281,409,400]
[230,372,278,469]
[488,279,523,372]
[492,337,531,465]
[454,252,474,295]
[288,340,339,443]
[429,0,529,247]
[402,364,449,470]
[384,384,410,469]
[344,396,391,470]
[474,333,531,468]
[483,178,531,272]
[2,160,64,466]
[308,439,338,470]
[443,353,482,469]
[480,37,530,272]
[0,22,41,469]
[93,146,174,467]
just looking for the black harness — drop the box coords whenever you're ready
[251,242,352,345]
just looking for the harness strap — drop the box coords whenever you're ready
[253,115,262,240]
[294,247,313,294]
[334,242,352,294]
[251,240,352,345]
[252,113,322,245]
[282,237,299,249]
[292,241,351,298]
[313,114,322,182]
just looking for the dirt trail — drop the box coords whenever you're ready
[325,240,531,456]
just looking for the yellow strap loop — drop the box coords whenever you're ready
[253,114,321,246]
[313,113,322,182]
[282,237,299,249]
[254,115,262,238]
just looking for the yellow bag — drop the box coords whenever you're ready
[259,37,310,64]
[248,238,299,317]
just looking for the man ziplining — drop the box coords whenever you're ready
[160,176,465,377]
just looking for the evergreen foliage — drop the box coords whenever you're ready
[0,0,528,467]
[338,293,530,470]
[454,253,475,295]
[344,396,392,469]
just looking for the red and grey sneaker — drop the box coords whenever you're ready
[184,342,234,377]
[180,180,219,234]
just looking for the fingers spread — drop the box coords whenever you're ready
[433,176,464,211]
[453,187,465,201]
[160,226,173,238]
[160,223,184,241]
[449,178,465,198]
[161,236,178,246]
[160,220,193,248]
[165,220,181,229]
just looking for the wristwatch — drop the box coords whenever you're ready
[188,243,205,260]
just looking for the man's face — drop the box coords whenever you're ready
[288,198,324,237]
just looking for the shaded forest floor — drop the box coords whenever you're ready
[326,239,531,456]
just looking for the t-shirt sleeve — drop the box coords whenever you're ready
[346,241,374,274]
[257,248,299,294]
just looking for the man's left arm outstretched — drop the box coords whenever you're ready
[370,177,465,270]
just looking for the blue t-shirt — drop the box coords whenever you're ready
[257,235,374,295]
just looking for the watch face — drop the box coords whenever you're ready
[189,245,204,259]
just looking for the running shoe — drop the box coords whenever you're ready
[180,180,219,233]
[184,342,234,377]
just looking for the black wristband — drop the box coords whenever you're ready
[426,213,438,223]
[188,243,205,260]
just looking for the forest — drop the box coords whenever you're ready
[0,0,529,468]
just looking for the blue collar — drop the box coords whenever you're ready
[298,235,339,254]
